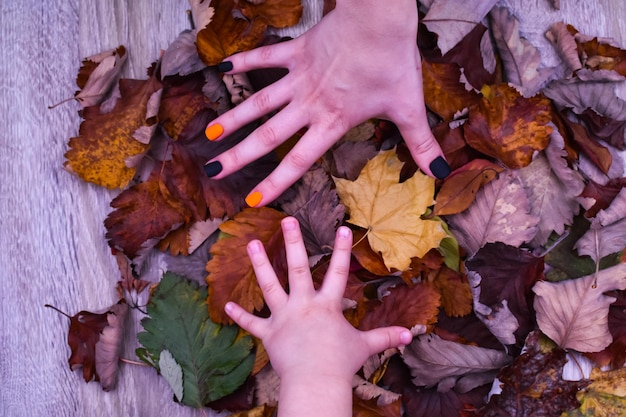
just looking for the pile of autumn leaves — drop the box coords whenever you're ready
[60,0,626,416]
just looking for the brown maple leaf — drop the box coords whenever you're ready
[105,143,206,260]
[358,283,440,332]
[158,71,220,141]
[206,207,286,324]
[463,84,552,169]
[196,0,302,66]
[65,68,163,189]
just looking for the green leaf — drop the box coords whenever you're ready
[137,272,255,407]
[159,350,184,402]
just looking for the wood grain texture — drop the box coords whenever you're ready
[0,1,623,416]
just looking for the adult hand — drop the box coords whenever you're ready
[204,0,450,207]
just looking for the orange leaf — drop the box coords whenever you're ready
[351,228,394,276]
[65,73,162,189]
[206,207,286,324]
[422,60,482,121]
[434,159,505,216]
[463,84,552,168]
[430,267,473,318]
[196,0,302,66]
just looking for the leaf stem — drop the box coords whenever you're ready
[119,358,150,367]
[44,304,71,319]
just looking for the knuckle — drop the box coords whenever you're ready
[290,264,311,277]
[257,124,279,147]
[253,90,273,113]
[285,150,311,171]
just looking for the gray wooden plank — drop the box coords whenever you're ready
[1,1,624,416]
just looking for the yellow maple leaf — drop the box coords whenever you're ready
[333,149,447,271]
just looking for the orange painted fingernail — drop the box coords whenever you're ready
[205,123,224,141]
[245,191,263,207]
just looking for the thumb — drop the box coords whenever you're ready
[362,326,415,355]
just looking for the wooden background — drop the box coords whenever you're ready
[1,1,624,416]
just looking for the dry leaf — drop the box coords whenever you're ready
[206,207,286,324]
[434,159,504,216]
[74,46,127,108]
[334,149,447,271]
[489,6,554,96]
[533,263,626,352]
[65,71,163,189]
[422,0,498,55]
[464,84,553,169]
[446,171,539,255]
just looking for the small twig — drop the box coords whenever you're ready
[119,358,150,367]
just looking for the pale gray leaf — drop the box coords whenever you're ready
[422,0,498,55]
[401,333,511,388]
[159,349,184,402]
[282,165,345,262]
[76,47,127,108]
[518,140,582,247]
[161,31,207,77]
[446,171,539,255]
[489,6,554,96]
[533,263,626,352]
[467,271,519,346]
[575,218,626,263]
[95,301,129,391]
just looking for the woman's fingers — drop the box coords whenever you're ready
[219,38,301,74]
[243,125,345,206]
[205,75,294,142]
[204,102,307,180]
[248,240,289,310]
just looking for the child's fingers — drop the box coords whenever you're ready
[362,326,418,355]
[224,302,268,339]
[321,226,353,300]
[281,217,314,297]
[248,240,288,309]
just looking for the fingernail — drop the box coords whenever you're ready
[224,302,234,313]
[248,240,263,255]
[204,161,222,177]
[338,226,351,239]
[400,330,413,345]
[217,61,233,72]
[245,191,263,207]
[282,217,298,231]
[429,156,451,179]
[205,123,224,141]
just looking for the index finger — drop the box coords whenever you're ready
[320,226,353,300]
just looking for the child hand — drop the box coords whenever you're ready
[224,217,414,382]
[204,0,449,207]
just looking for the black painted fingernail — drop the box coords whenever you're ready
[217,61,233,73]
[204,161,223,177]
[429,156,451,179]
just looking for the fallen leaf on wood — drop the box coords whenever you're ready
[74,46,127,108]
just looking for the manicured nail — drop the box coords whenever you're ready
[204,161,222,178]
[205,123,224,141]
[217,61,233,72]
[429,156,451,179]
[245,191,263,207]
